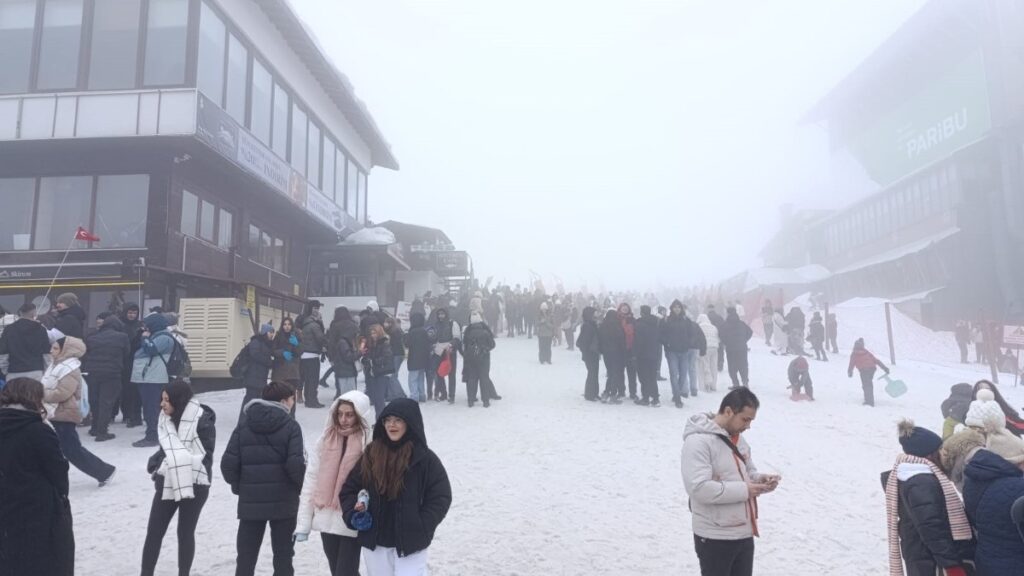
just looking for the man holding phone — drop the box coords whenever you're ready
[682,388,780,576]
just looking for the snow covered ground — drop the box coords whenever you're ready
[72,335,1024,575]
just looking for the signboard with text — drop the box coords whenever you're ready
[1003,325,1024,348]
[435,251,469,277]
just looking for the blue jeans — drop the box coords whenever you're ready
[365,374,387,415]
[334,376,357,398]
[683,349,699,397]
[53,421,115,481]
[387,356,407,401]
[137,382,163,441]
[667,351,685,399]
[407,369,426,401]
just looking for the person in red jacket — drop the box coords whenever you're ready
[848,338,889,407]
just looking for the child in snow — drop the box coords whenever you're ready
[847,338,889,407]
[787,356,813,401]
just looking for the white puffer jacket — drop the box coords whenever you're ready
[295,391,374,537]
[696,315,720,349]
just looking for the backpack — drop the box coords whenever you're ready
[160,334,192,381]
[229,345,250,379]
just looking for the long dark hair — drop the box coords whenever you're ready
[0,378,46,416]
[163,379,194,428]
[360,439,413,501]
[974,380,1022,422]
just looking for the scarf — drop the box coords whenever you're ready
[314,426,365,510]
[41,358,80,391]
[885,454,972,576]
[158,400,209,501]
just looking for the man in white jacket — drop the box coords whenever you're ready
[681,388,780,576]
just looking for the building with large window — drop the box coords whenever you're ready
[0,0,397,320]
[795,0,1024,328]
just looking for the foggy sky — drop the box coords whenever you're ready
[291,0,926,291]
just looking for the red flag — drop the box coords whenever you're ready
[75,227,100,242]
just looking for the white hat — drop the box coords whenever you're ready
[366,300,380,312]
[965,389,1003,428]
[47,328,66,345]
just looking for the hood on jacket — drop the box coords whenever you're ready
[372,398,427,448]
[242,399,293,434]
[55,336,86,361]
[323,391,374,437]
[100,315,125,332]
[965,448,1023,486]
[683,412,728,442]
[669,299,685,317]
[726,308,740,322]
[941,428,986,471]
[0,406,44,436]
[58,304,86,323]
[410,312,425,329]
[333,306,352,324]
[143,313,170,334]
[582,307,596,323]
[942,383,976,422]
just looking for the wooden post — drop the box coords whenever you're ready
[981,312,999,384]
[885,302,896,366]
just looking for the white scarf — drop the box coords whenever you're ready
[158,400,209,501]
[41,358,81,418]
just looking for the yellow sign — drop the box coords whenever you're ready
[245,285,256,312]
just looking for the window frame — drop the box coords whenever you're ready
[247,220,287,273]
[178,186,234,252]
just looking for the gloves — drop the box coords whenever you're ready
[944,567,967,576]
[288,335,299,346]
[283,351,294,361]
[293,532,308,543]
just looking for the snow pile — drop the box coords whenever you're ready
[833,297,959,365]
[342,227,396,246]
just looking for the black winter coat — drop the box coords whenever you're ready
[326,317,360,379]
[598,312,626,365]
[362,338,395,378]
[661,311,695,354]
[807,319,825,346]
[785,309,805,332]
[0,407,74,576]
[404,314,433,371]
[341,399,451,557]
[221,400,305,521]
[242,336,274,391]
[147,404,217,484]
[634,314,662,361]
[0,317,50,373]
[963,449,1024,576]
[576,319,600,361]
[54,305,85,339]
[298,315,326,355]
[388,325,406,357]
[880,469,975,576]
[719,315,753,352]
[82,317,131,376]
[462,323,495,378]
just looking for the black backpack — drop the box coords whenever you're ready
[159,333,192,380]
[229,345,250,379]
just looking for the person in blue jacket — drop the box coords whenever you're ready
[963,424,1024,575]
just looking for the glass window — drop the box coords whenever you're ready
[88,0,140,89]
[290,103,307,174]
[323,138,335,199]
[307,122,321,188]
[334,148,345,205]
[199,199,215,241]
[260,230,272,267]
[180,190,198,236]
[35,176,92,249]
[94,175,148,247]
[143,0,188,86]
[250,59,271,145]
[37,0,84,90]
[225,33,247,124]
[0,178,35,250]
[248,223,259,257]
[218,208,232,248]
[197,2,225,103]
[272,237,285,272]
[346,158,358,216]
[271,82,289,158]
[0,0,36,94]
[359,172,368,223]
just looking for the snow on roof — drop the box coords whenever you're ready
[831,228,960,276]
[341,227,397,246]
[742,264,832,292]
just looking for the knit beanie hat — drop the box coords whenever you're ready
[983,411,1024,464]
[898,419,943,458]
[143,313,170,334]
[260,323,274,335]
[965,389,1003,428]
[56,292,79,307]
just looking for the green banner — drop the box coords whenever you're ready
[846,50,991,186]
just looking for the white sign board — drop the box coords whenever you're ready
[1004,325,1024,347]
[395,301,412,327]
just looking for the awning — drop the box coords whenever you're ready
[313,243,411,271]
[831,228,960,275]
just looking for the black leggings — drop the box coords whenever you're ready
[694,535,754,576]
[320,533,361,576]
[141,485,209,576]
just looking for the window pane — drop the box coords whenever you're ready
[271,82,289,158]
[218,209,232,248]
[307,123,321,188]
[143,0,188,86]
[35,176,92,249]
[359,172,367,223]
[273,237,285,272]
[181,190,198,236]
[88,0,140,89]
[260,231,272,267]
[94,175,148,247]
[323,139,335,199]
[290,104,306,174]
[225,33,247,124]
[346,158,358,217]
[334,148,344,205]
[37,0,83,90]
[197,2,225,103]
[250,60,271,145]
[199,199,215,241]
[0,1,38,94]
[0,178,35,250]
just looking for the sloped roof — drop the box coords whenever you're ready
[377,220,453,247]
[255,0,398,170]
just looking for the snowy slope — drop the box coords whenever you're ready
[70,337,1022,575]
